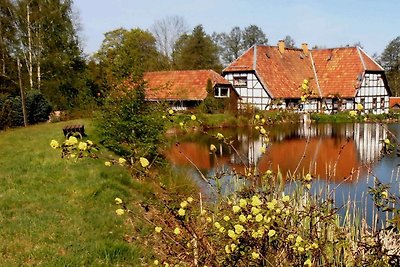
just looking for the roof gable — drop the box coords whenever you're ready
[144,70,232,101]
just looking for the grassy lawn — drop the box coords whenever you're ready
[0,120,149,266]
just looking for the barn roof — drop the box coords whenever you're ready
[143,70,232,101]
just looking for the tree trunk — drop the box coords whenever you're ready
[17,57,28,127]
[26,3,33,90]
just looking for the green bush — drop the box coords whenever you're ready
[96,80,165,160]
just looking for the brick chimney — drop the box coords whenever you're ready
[278,40,285,54]
[301,43,309,55]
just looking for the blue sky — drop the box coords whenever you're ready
[74,0,399,57]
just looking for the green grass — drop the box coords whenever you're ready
[0,120,150,266]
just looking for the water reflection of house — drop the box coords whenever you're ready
[233,124,386,181]
[166,124,387,183]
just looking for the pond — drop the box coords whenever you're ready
[165,122,400,226]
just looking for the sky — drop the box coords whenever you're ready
[73,0,400,58]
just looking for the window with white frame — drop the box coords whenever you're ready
[233,77,247,87]
[214,86,230,98]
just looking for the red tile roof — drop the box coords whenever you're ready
[143,70,232,101]
[389,97,400,108]
[223,45,384,99]
[311,47,383,98]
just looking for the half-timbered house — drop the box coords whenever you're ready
[223,41,391,114]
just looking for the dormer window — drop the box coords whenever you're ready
[214,86,230,98]
[233,77,247,87]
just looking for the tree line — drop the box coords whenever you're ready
[1,2,400,129]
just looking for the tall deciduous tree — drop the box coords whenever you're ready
[380,36,400,96]
[284,35,296,48]
[173,25,221,71]
[151,15,188,64]
[213,26,243,66]
[242,24,268,50]
[95,27,165,89]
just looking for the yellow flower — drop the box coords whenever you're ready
[115,209,124,216]
[255,214,263,222]
[260,128,267,135]
[251,252,260,260]
[180,201,188,208]
[223,215,230,221]
[179,122,184,127]
[78,142,87,151]
[219,226,226,233]
[260,146,266,153]
[87,140,93,145]
[381,191,388,198]
[178,208,186,216]
[288,234,294,240]
[70,154,76,159]
[216,133,224,140]
[118,157,127,165]
[67,136,78,145]
[105,161,112,167]
[234,224,245,234]
[187,196,193,203]
[210,144,217,152]
[154,259,159,265]
[239,214,247,223]
[301,95,307,102]
[230,243,237,251]
[251,207,261,215]
[225,245,231,254]
[162,115,166,119]
[232,205,241,213]
[228,230,237,240]
[357,103,363,111]
[304,258,312,266]
[296,235,303,243]
[255,114,260,120]
[251,195,262,206]
[349,110,357,117]
[306,183,311,190]
[155,226,162,233]
[303,79,309,85]
[50,139,59,149]
[238,199,247,208]
[261,118,266,124]
[275,208,281,214]
[268,229,276,237]
[214,222,221,229]
[114,197,123,205]
[206,217,212,223]
[311,243,318,249]
[255,126,260,130]
[139,157,149,168]
[191,115,196,121]
[298,247,305,253]
[173,227,181,235]
[384,138,390,145]
[282,194,290,202]
[168,109,174,115]
[305,173,312,182]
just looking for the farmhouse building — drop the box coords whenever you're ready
[223,41,391,114]
[143,70,239,111]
